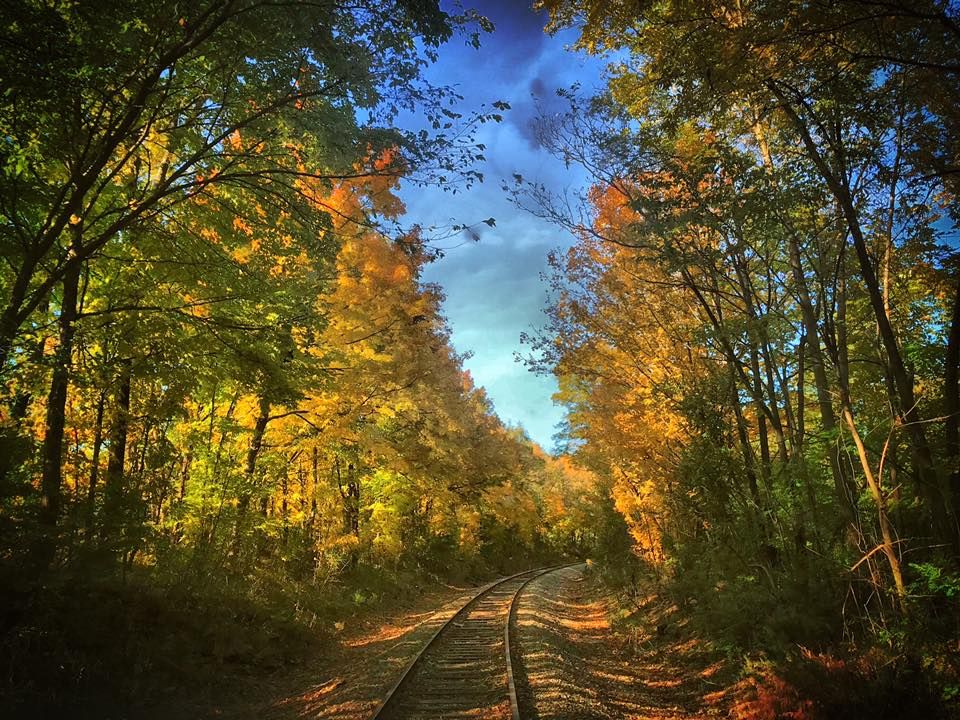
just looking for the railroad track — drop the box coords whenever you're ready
[369,564,577,720]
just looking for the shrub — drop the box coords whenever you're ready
[733,649,951,720]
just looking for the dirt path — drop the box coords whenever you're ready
[513,565,733,720]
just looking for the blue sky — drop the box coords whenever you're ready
[398,1,606,450]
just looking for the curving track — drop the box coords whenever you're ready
[369,565,575,720]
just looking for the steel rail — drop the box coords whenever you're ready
[369,567,542,720]
[369,562,580,720]
[505,562,583,720]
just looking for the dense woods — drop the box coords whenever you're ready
[0,2,599,714]
[0,0,549,566]
[519,0,960,714]
[2,0,959,717]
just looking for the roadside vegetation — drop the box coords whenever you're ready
[0,2,600,715]
[2,1,959,718]
[522,1,960,717]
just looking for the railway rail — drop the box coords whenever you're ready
[369,563,578,720]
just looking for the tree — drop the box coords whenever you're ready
[536,0,960,556]
[1,0,496,540]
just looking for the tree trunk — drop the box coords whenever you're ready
[281,468,289,544]
[841,401,908,609]
[772,86,953,548]
[796,235,859,524]
[347,463,360,538]
[38,239,82,527]
[945,275,960,528]
[86,389,106,537]
[102,359,132,537]
[8,300,49,430]
[310,447,319,529]
[336,459,361,537]
[796,333,806,451]
[233,394,271,554]
[179,452,191,502]
[751,347,774,492]
[843,194,949,537]
[752,112,858,523]
[728,364,768,536]
[0,257,39,376]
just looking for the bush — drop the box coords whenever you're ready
[0,560,326,718]
[733,649,952,720]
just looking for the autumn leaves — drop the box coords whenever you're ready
[524,0,960,659]
[0,1,586,576]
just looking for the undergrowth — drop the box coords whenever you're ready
[587,547,959,720]
[0,550,530,719]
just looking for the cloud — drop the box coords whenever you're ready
[419,215,565,445]
[457,0,549,63]
[486,30,605,151]
[509,72,573,150]
[393,4,606,448]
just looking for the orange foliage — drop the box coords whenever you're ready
[549,227,703,564]
[732,671,816,720]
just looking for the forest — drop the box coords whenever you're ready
[1,1,958,718]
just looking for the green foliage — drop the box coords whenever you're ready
[585,492,643,588]
[910,563,960,601]
[0,1,598,712]
[527,1,960,713]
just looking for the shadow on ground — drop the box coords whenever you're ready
[513,566,732,720]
